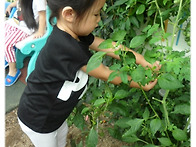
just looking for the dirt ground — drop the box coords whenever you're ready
[5,108,131,147]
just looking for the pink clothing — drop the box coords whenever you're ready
[4,22,29,63]
[4,0,46,63]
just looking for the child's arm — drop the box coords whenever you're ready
[87,36,161,91]
[81,64,157,91]
[89,37,161,70]
[5,0,18,15]
[33,11,46,39]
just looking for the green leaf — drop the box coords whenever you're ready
[158,73,184,90]
[136,4,145,15]
[73,113,85,130]
[109,64,121,70]
[86,127,98,147]
[130,35,146,48]
[161,9,172,17]
[115,117,132,128]
[172,128,187,141]
[143,144,159,147]
[150,119,161,136]
[86,51,106,73]
[111,30,127,41]
[166,61,181,74]
[145,69,152,79]
[142,25,151,32]
[98,39,113,49]
[131,65,145,82]
[125,18,131,30]
[163,32,172,39]
[143,107,150,121]
[158,137,173,146]
[149,37,162,44]
[165,46,173,51]
[125,118,144,134]
[120,65,129,72]
[124,52,136,66]
[147,24,159,37]
[108,71,119,83]
[130,16,139,28]
[108,102,129,116]
[114,89,129,99]
[94,98,106,107]
[147,9,156,17]
[163,0,168,5]
[81,107,89,114]
[92,88,102,98]
[172,104,190,115]
[122,135,139,143]
[113,0,129,6]
[136,14,144,23]
[173,65,181,75]
[177,94,190,102]
[120,72,128,84]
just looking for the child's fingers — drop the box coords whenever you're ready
[150,79,157,85]
[143,79,158,91]
[153,61,162,71]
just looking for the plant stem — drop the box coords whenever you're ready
[154,0,165,32]
[140,84,160,119]
[162,90,170,127]
[103,84,113,113]
[170,0,183,47]
[153,11,158,25]
[138,138,149,145]
[152,97,163,103]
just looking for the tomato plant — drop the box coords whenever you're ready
[67,0,190,146]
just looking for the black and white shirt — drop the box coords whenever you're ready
[18,25,94,133]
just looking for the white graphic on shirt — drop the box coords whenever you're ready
[57,70,88,101]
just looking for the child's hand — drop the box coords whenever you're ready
[151,61,162,71]
[141,79,158,91]
[33,31,44,39]
[5,7,11,16]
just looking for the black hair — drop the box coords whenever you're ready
[20,0,38,30]
[47,0,97,25]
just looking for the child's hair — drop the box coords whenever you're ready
[47,0,97,25]
[20,0,38,30]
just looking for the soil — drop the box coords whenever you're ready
[5,108,131,147]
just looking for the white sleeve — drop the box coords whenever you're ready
[33,0,46,22]
[35,0,46,12]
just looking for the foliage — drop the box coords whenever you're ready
[68,0,190,146]
[6,0,15,2]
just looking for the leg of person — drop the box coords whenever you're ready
[18,118,58,147]
[4,23,28,64]
[56,121,69,147]
[4,23,28,86]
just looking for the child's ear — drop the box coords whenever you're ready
[61,6,75,22]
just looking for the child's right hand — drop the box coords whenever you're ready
[141,79,158,91]
[151,61,162,71]
[5,7,11,16]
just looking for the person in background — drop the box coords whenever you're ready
[4,0,46,86]
[17,0,162,146]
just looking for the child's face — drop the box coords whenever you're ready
[74,0,106,36]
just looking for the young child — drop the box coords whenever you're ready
[4,0,46,86]
[17,0,161,146]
